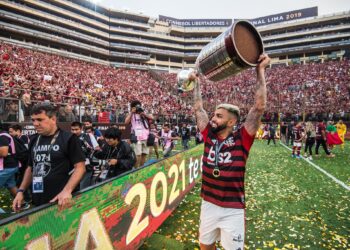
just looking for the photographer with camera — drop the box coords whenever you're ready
[93,127,136,181]
[125,100,153,168]
[71,122,99,189]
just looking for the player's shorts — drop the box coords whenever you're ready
[293,141,302,147]
[199,200,245,249]
[134,140,149,155]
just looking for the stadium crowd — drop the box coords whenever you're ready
[1,42,350,124]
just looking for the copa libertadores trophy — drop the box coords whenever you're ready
[177,20,264,92]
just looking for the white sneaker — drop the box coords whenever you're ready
[308,156,313,161]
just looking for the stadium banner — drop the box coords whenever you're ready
[159,15,232,27]
[247,7,318,27]
[0,145,204,249]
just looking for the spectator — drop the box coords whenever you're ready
[335,120,347,150]
[267,124,276,146]
[280,122,287,144]
[21,90,32,120]
[98,108,110,123]
[304,121,316,160]
[64,105,76,122]
[8,124,29,147]
[149,123,160,159]
[12,103,86,211]
[71,122,97,189]
[180,123,191,150]
[6,101,18,122]
[83,119,103,142]
[58,106,67,122]
[286,121,294,146]
[315,120,335,158]
[82,107,93,122]
[0,122,20,198]
[195,127,203,145]
[8,124,31,205]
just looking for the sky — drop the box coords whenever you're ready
[94,0,349,19]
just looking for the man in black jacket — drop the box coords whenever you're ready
[71,122,98,189]
[93,127,135,180]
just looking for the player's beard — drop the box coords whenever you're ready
[211,122,227,134]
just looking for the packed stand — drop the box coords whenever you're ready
[1,42,350,123]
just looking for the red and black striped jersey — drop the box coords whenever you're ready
[292,126,304,141]
[316,123,326,139]
[200,124,255,208]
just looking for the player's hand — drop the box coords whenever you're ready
[188,70,199,82]
[257,53,270,72]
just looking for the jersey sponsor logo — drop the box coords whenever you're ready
[207,146,233,164]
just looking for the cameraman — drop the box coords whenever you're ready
[71,122,98,189]
[125,100,153,168]
[93,127,135,180]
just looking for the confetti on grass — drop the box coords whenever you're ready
[142,141,350,249]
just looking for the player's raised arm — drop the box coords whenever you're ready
[192,73,209,132]
[244,54,271,136]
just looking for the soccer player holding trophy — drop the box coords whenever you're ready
[178,20,270,249]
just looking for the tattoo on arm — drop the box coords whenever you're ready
[244,70,267,136]
[193,81,209,132]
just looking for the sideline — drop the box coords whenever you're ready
[279,142,350,191]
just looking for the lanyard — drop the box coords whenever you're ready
[214,140,226,168]
[212,136,229,178]
[33,130,60,164]
[106,146,117,160]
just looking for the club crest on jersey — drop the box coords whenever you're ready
[224,137,235,147]
[211,137,235,147]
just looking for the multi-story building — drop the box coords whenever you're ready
[0,0,349,71]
